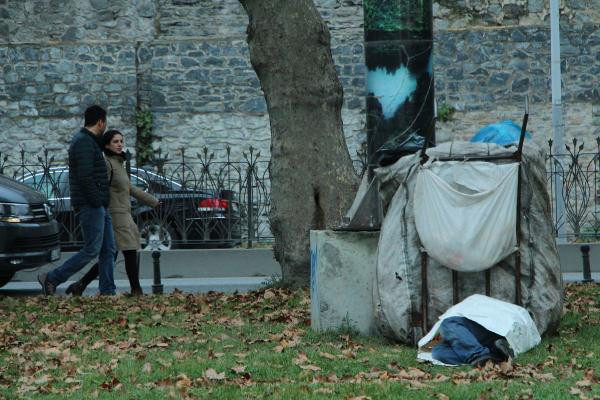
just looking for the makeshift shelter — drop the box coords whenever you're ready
[373,141,563,345]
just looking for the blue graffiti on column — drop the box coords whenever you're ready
[310,246,318,301]
[367,66,417,119]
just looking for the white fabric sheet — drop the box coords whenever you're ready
[417,294,541,364]
[414,161,519,272]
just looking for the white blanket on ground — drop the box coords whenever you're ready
[414,161,519,272]
[417,294,541,365]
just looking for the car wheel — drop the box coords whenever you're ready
[0,272,15,288]
[139,220,179,251]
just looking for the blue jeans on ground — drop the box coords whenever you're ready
[432,316,502,365]
[48,206,116,294]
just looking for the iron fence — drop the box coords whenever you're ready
[2,140,599,248]
[546,137,600,242]
[0,146,272,250]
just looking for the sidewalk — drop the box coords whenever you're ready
[1,277,270,296]
[562,272,599,283]
[2,273,596,297]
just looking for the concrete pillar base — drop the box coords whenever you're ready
[310,230,380,336]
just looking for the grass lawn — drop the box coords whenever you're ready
[0,283,599,399]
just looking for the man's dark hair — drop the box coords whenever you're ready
[84,105,107,127]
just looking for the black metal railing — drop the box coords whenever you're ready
[0,146,272,250]
[546,137,600,242]
[3,139,600,247]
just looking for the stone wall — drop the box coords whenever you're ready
[0,0,598,166]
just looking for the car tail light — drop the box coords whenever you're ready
[198,198,229,212]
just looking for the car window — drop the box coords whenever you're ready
[21,170,69,199]
[54,170,70,198]
[132,168,182,191]
[131,174,149,191]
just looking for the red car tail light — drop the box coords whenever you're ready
[198,198,229,212]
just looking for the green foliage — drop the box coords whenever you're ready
[135,108,159,166]
[437,102,456,122]
[337,313,360,337]
[364,0,430,32]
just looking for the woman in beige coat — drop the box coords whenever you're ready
[66,130,159,296]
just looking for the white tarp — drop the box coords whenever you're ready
[417,294,541,365]
[373,142,563,345]
[414,161,519,272]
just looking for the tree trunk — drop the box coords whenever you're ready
[239,0,359,287]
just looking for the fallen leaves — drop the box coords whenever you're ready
[0,284,598,398]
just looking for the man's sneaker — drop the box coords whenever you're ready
[469,353,503,368]
[493,338,515,361]
[37,273,56,295]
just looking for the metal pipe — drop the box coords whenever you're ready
[515,164,523,306]
[452,270,459,304]
[551,0,566,242]
[420,251,429,333]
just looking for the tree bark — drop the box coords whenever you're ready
[239,0,359,287]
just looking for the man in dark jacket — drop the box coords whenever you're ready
[38,105,117,295]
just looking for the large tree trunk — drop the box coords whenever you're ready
[239,0,359,287]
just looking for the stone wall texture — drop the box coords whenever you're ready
[0,0,599,164]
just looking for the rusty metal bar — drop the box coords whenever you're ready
[452,270,459,304]
[514,160,523,306]
[436,153,519,162]
[420,251,429,333]
[513,99,528,306]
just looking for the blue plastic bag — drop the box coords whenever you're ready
[470,120,531,146]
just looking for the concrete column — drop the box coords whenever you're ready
[364,0,435,172]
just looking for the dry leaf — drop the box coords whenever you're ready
[319,352,337,360]
[299,364,321,371]
[142,363,152,373]
[569,387,582,395]
[293,352,309,365]
[176,374,192,388]
[341,349,356,359]
[204,368,226,380]
[575,378,592,387]
[231,365,246,374]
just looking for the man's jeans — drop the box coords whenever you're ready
[48,206,116,294]
[432,316,502,365]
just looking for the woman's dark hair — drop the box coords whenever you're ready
[102,129,123,147]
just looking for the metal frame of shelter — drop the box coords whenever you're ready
[416,101,529,334]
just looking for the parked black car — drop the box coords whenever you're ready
[19,167,241,250]
[0,175,61,288]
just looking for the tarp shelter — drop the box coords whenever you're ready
[373,141,562,345]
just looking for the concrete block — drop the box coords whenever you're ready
[310,230,380,336]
